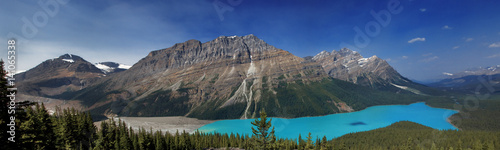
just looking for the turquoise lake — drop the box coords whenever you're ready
[197,102,458,139]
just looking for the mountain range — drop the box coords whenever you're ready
[429,66,500,94]
[17,34,446,119]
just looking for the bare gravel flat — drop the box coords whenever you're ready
[110,116,216,134]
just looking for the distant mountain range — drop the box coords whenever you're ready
[309,48,434,95]
[17,34,441,119]
[428,66,500,94]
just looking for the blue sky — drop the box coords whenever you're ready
[1,0,499,82]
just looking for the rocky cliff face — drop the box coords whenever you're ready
[16,54,105,96]
[312,48,408,88]
[70,34,335,119]
[24,35,428,119]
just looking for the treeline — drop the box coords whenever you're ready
[332,121,499,150]
[449,99,500,131]
[0,104,320,150]
[2,103,500,150]
[0,103,95,149]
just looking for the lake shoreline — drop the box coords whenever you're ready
[99,101,459,135]
[95,116,216,134]
[199,102,459,139]
[446,115,461,130]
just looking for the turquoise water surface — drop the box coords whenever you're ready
[197,102,458,140]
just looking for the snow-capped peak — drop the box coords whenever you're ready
[228,35,237,38]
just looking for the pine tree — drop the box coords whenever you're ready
[35,103,56,149]
[320,136,328,150]
[130,127,139,150]
[457,139,462,150]
[0,60,32,149]
[401,137,413,150]
[251,110,276,150]
[0,60,12,149]
[305,132,314,149]
[298,134,303,150]
[431,142,438,150]
[154,130,165,150]
[19,106,37,149]
[473,139,483,150]
[119,121,132,150]
[484,140,495,150]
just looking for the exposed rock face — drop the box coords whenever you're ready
[312,48,409,88]
[16,54,105,96]
[74,34,330,119]
[21,35,433,119]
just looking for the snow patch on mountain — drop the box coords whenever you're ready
[118,64,132,69]
[358,58,369,67]
[62,59,74,63]
[95,63,112,73]
[390,83,426,96]
[94,62,131,74]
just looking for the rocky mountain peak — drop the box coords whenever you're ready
[16,54,104,96]
[214,34,273,51]
[59,53,82,59]
[313,48,406,88]
[171,39,202,51]
[73,35,329,118]
[18,35,433,120]
[57,54,86,63]
[312,50,332,60]
[336,48,361,57]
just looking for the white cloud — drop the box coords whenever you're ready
[443,72,453,76]
[487,54,500,58]
[489,42,500,48]
[465,38,474,42]
[402,56,408,59]
[452,46,460,49]
[419,8,426,12]
[422,53,433,57]
[442,25,452,30]
[420,56,439,62]
[408,37,426,43]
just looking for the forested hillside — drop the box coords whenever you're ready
[1,103,499,150]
